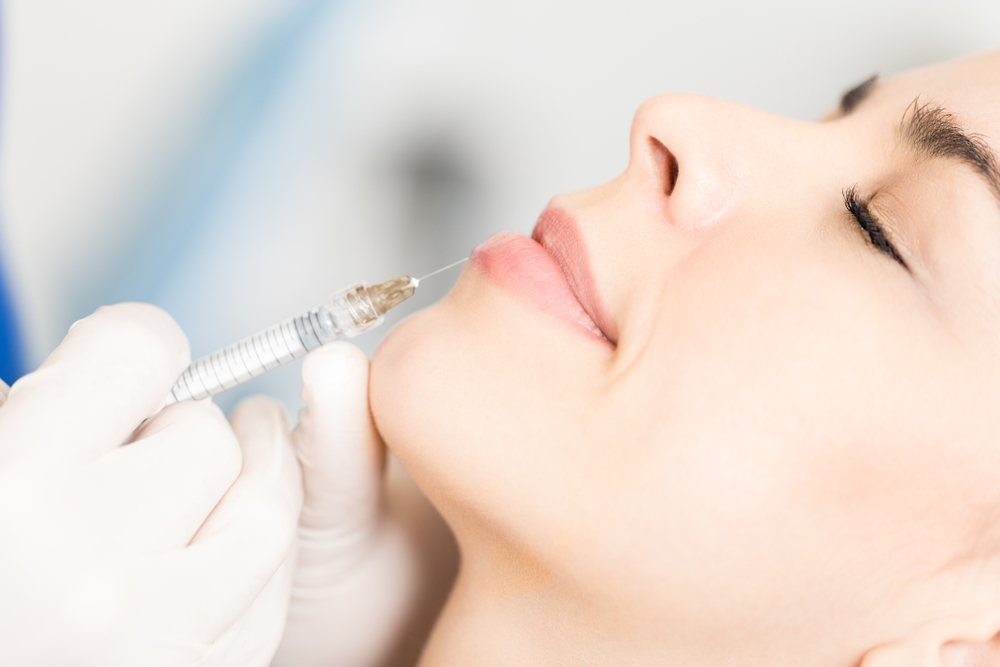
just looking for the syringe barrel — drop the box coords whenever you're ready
[165,307,338,404]
[163,276,416,405]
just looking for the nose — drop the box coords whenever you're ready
[628,93,765,231]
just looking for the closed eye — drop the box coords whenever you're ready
[843,186,909,271]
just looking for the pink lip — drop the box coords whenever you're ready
[470,230,608,343]
[531,207,614,343]
[470,207,611,344]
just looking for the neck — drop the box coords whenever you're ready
[416,552,683,666]
[415,544,836,667]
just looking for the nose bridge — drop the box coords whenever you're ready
[628,93,783,231]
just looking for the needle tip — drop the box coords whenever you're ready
[417,257,469,282]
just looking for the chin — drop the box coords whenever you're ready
[370,259,614,557]
[370,302,442,465]
[369,284,485,513]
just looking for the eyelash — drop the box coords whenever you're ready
[843,186,909,270]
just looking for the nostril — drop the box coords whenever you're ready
[648,137,679,195]
[666,149,679,195]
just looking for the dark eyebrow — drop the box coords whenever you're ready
[900,100,1000,204]
[840,74,878,114]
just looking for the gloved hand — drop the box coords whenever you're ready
[0,303,303,667]
[271,342,458,667]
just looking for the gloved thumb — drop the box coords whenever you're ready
[292,342,385,563]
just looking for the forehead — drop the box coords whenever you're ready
[880,52,1000,134]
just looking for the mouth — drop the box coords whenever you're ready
[531,207,615,343]
[469,208,611,344]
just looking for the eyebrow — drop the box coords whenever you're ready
[839,77,1000,205]
[840,74,878,114]
[899,101,1000,203]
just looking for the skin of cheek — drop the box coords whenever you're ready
[555,231,994,653]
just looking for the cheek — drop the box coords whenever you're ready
[567,244,979,625]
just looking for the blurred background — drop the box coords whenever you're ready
[0,0,997,413]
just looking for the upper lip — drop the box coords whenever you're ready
[531,206,615,343]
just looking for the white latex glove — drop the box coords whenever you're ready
[271,342,458,667]
[0,303,303,667]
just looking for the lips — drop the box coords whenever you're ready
[469,207,611,344]
[531,207,614,343]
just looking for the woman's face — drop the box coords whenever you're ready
[371,52,1000,660]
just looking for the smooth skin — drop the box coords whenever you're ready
[371,51,1000,666]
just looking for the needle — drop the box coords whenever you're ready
[415,257,469,285]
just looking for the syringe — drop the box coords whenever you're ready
[165,260,466,405]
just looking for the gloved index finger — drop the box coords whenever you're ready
[0,303,190,466]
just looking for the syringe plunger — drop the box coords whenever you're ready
[165,275,417,405]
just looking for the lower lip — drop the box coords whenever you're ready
[470,231,607,341]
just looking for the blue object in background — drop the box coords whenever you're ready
[0,248,25,385]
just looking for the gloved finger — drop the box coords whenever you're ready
[132,548,298,666]
[0,303,189,466]
[69,400,242,557]
[144,397,302,641]
[271,510,422,667]
[293,342,385,544]
[198,550,297,667]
